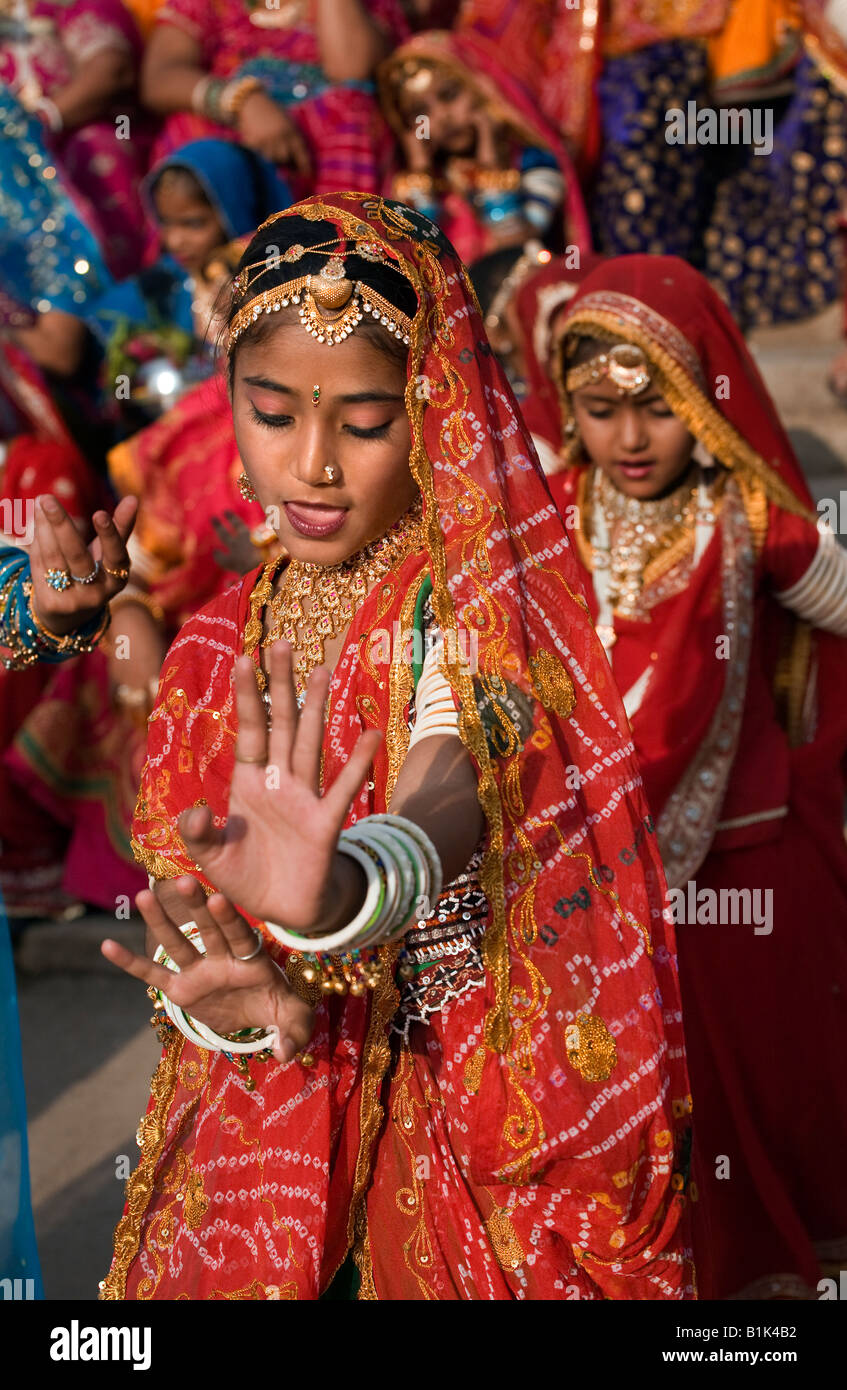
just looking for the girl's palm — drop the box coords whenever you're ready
[178,642,381,932]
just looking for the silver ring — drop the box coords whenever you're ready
[233,928,263,961]
[70,559,100,585]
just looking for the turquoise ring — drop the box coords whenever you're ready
[45,568,70,592]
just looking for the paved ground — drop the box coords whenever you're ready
[12,301,847,1301]
[15,915,157,1300]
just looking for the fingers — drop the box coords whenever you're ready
[232,654,270,767]
[135,885,201,968]
[173,877,231,959]
[100,935,178,993]
[92,506,134,592]
[205,892,265,960]
[322,728,382,822]
[177,804,223,857]
[290,662,330,790]
[38,495,97,579]
[32,497,70,586]
[265,641,297,773]
[270,992,315,1064]
[109,495,138,543]
[210,514,233,541]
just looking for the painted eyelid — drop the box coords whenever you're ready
[250,405,293,426]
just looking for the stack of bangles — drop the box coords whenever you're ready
[192,73,265,126]
[0,549,109,670]
[150,814,443,1059]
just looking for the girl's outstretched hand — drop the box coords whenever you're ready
[177,641,381,933]
[29,493,137,635]
[101,876,315,1065]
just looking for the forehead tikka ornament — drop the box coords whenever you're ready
[566,342,652,397]
[227,246,413,351]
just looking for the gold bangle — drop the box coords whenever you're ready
[109,590,166,626]
[221,75,264,122]
[394,171,436,196]
[29,602,110,651]
[474,167,521,192]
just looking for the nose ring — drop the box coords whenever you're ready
[324,464,337,481]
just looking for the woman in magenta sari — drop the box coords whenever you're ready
[0,0,149,278]
[142,0,408,195]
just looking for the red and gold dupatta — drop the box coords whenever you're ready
[103,197,691,1301]
[550,254,838,885]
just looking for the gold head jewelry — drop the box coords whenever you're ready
[227,236,411,351]
[312,384,320,406]
[228,248,413,351]
[566,343,652,397]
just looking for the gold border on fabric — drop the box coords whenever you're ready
[773,617,814,748]
[345,569,427,1297]
[99,1033,185,1299]
[275,197,514,1056]
[555,305,816,523]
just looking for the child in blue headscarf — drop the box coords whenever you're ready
[89,140,291,425]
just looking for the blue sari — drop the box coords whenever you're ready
[0,85,113,323]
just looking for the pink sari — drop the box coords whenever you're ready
[152,0,408,196]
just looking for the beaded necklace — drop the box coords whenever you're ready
[262,499,424,702]
[587,466,700,642]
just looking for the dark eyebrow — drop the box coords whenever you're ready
[242,378,404,407]
[338,391,405,405]
[243,376,296,396]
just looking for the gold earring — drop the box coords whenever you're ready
[324,464,337,482]
[237,472,257,501]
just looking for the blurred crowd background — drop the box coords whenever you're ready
[3,0,847,1303]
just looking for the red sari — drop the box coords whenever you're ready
[102,194,691,1301]
[547,255,847,1298]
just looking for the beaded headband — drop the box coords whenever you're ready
[227,237,413,351]
[565,342,652,397]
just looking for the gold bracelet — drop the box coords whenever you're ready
[221,75,264,122]
[393,171,438,204]
[29,602,110,652]
[109,589,166,626]
[474,166,521,192]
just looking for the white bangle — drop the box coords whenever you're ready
[190,74,212,115]
[262,816,443,963]
[262,836,384,954]
[153,919,277,1055]
[370,813,443,911]
[345,824,416,945]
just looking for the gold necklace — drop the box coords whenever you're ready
[264,499,424,700]
[589,467,698,619]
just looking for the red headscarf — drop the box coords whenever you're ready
[516,249,606,458]
[552,255,827,885]
[104,201,691,1301]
